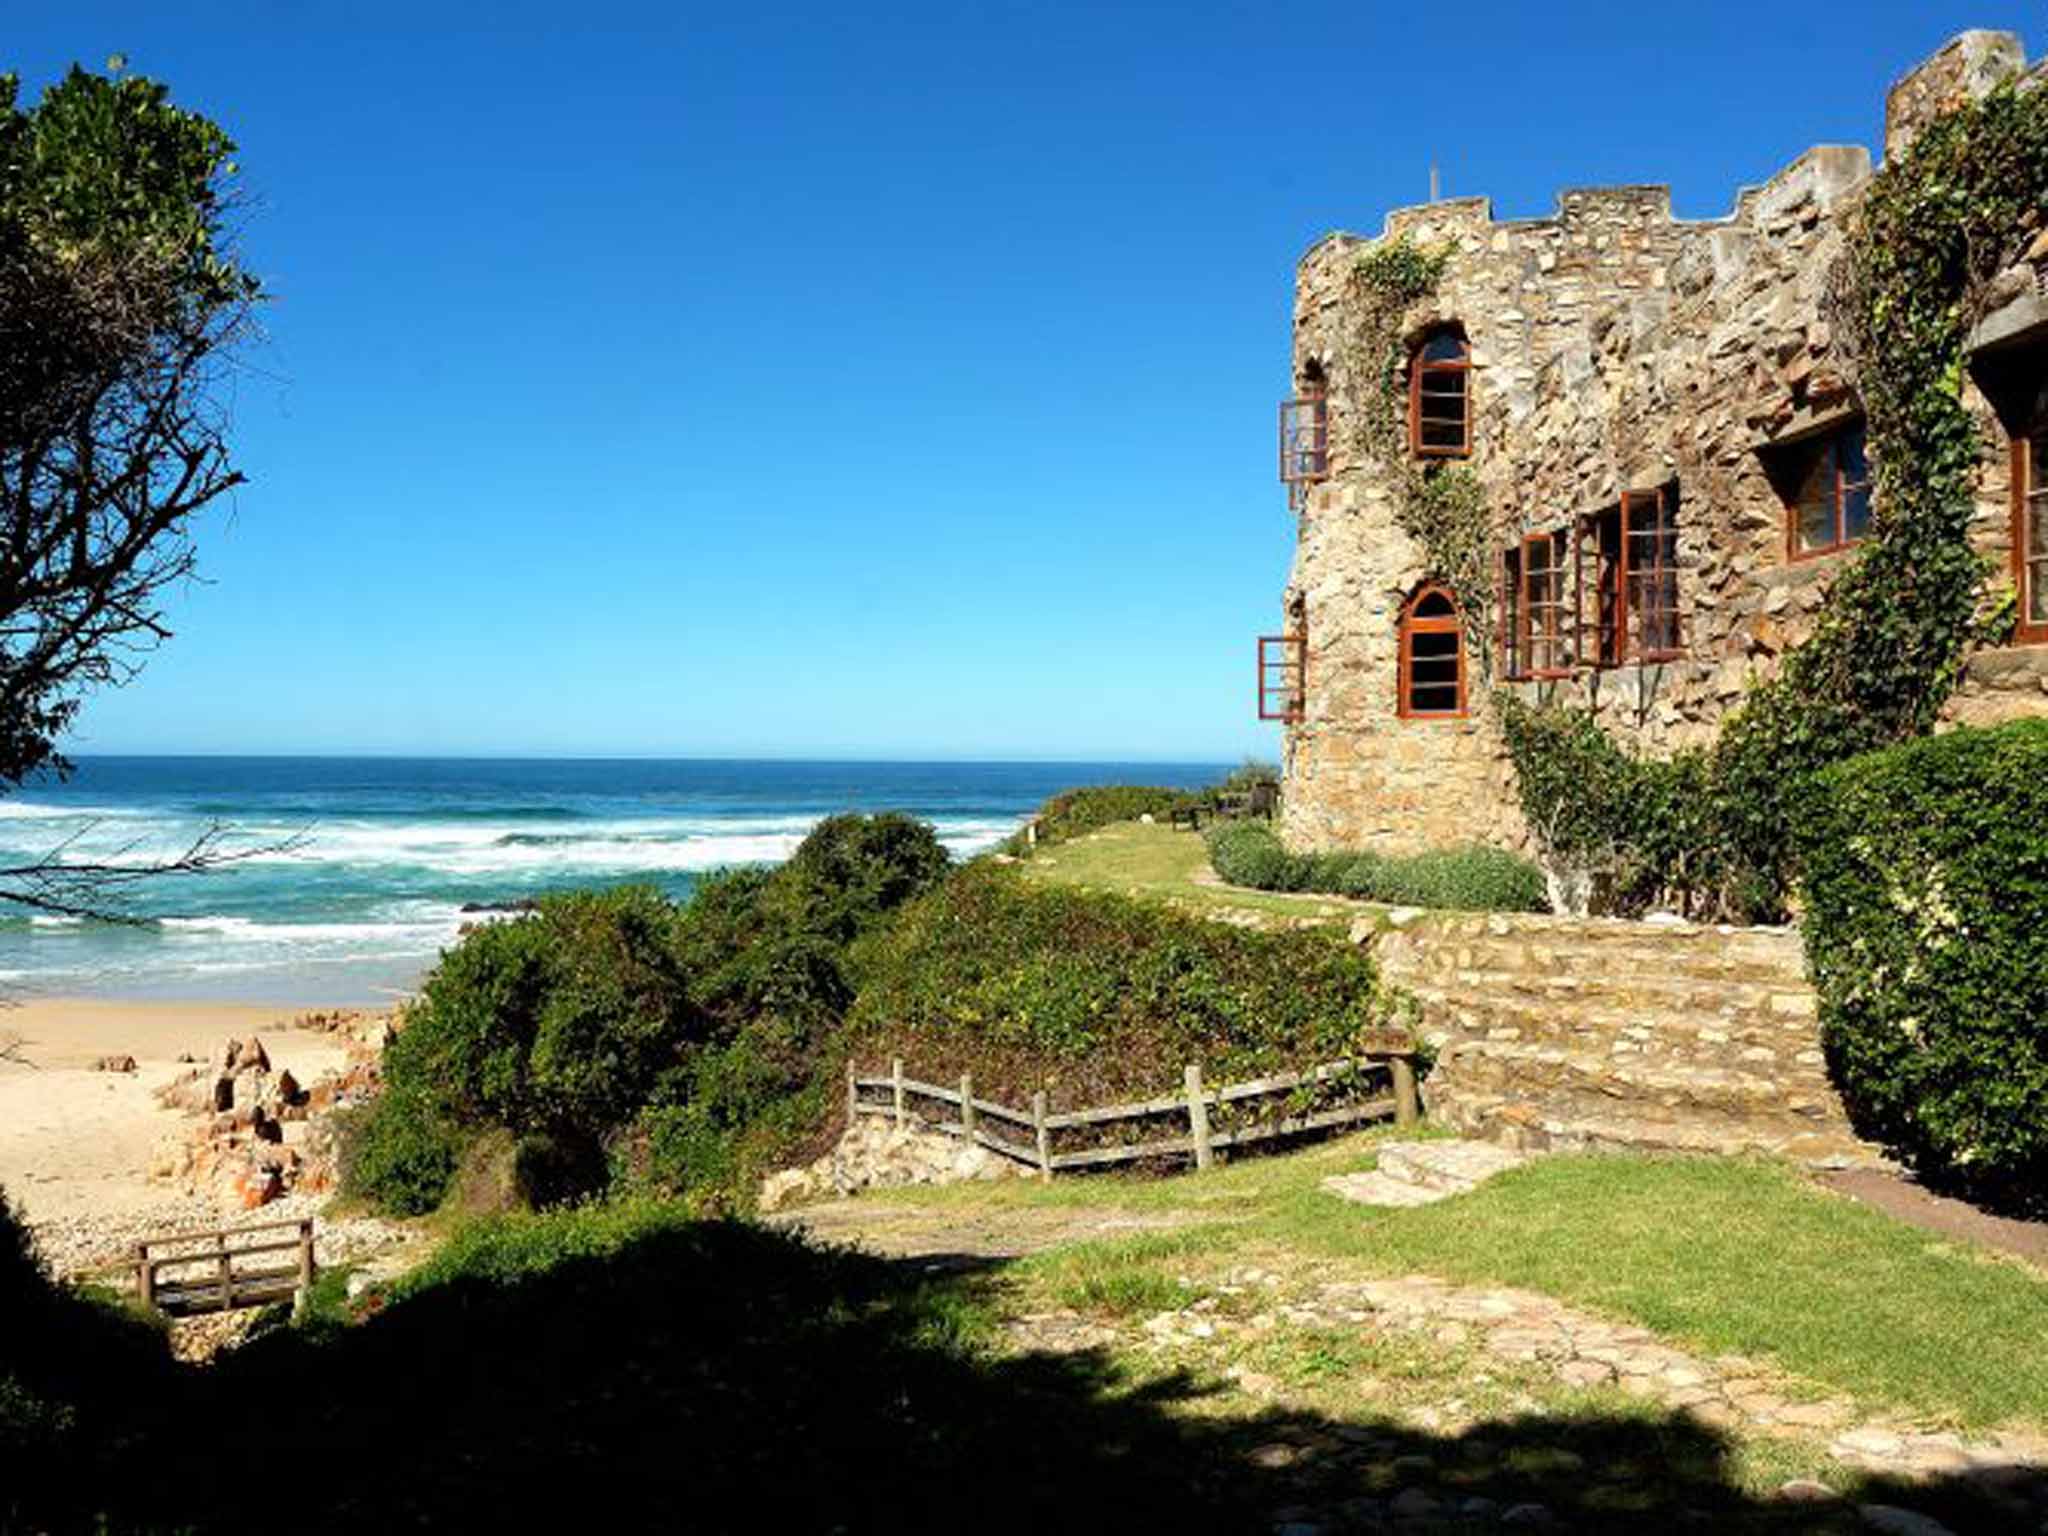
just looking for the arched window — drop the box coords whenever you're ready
[1409,326,1471,459]
[1399,583,1466,719]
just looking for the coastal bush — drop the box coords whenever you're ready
[345,816,953,1217]
[847,863,1390,1106]
[337,1084,462,1215]
[1205,820,1544,912]
[1797,721,2048,1210]
[1003,784,1184,854]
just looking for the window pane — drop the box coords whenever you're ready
[1842,482,1872,542]
[1794,448,1836,551]
[1411,629,1458,657]
[1837,423,1868,487]
[2031,497,2048,558]
[1421,332,1466,363]
[1407,685,1459,712]
[2031,557,2048,625]
[1419,419,1463,449]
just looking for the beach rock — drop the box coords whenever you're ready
[210,1074,235,1114]
[238,1037,270,1073]
[273,1068,303,1105]
[94,1053,137,1073]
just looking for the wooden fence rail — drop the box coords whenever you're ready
[848,1051,1419,1179]
[134,1218,315,1318]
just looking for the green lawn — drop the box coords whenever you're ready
[860,1130,2048,1432]
[1014,818,1369,924]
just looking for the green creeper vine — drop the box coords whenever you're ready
[1503,79,2048,921]
[1338,235,1497,673]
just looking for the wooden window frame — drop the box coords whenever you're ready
[2015,430,2048,645]
[1578,486,1681,667]
[1786,420,1872,562]
[1279,382,1329,511]
[1522,530,1572,678]
[1408,330,1471,460]
[1397,583,1467,720]
[1257,632,1307,723]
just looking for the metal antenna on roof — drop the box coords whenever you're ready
[1429,162,1441,203]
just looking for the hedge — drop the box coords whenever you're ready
[1205,820,1545,913]
[1797,719,2048,1209]
[847,863,1392,1108]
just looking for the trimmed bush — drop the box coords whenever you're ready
[1205,821,1545,913]
[848,863,1391,1106]
[1797,719,2048,1210]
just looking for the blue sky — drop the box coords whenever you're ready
[11,2,2035,761]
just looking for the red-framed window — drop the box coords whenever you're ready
[1788,420,1873,560]
[1257,632,1306,722]
[1578,485,1681,666]
[1409,327,1470,460]
[2016,427,2048,644]
[1279,378,1329,511]
[1523,530,1571,677]
[1498,544,1523,679]
[1398,583,1466,718]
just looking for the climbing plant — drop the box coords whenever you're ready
[1336,234,1498,672]
[1503,78,2048,920]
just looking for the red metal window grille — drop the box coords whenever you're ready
[2018,428,2048,644]
[1788,420,1873,560]
[1409,329,1471,460]
[1398,584,1466,719]
[1258,633,1306,723]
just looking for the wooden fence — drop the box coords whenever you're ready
[848,1051,1418,1179]
[135,1217,316,1318]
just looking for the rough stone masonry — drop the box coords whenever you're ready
[1277,29,2048,856]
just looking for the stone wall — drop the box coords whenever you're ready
[1278,29,2048,856]
[1372,911,1883,1166]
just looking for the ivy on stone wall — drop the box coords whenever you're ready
[1504,80,2048,920]
[1336,236,1497,672]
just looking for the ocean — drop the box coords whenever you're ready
[0,757,1225,1004]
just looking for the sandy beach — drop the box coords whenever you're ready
[0,997,358,1256]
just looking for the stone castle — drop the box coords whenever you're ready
[1271,29,2048,856]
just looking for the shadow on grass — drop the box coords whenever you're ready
[10,1220,2044,1534]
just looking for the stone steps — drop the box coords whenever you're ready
[1372,913,1885,1168]
[1321,1138,1529,1208]
[1435,1040,1831,1121]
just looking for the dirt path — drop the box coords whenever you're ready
[1817,1167,2048,1271]
[768,1197,1212,1263]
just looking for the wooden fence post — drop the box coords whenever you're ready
[1390,1055,1419,1130]
[135,1242,153,1310]
[892,1058,906,1129]
[1032,1090,1052,1182]
[298,1220,315,1294]
[216,1246,233,1311]
[959,1074,976,1139]
[846,1059,858,1124]
[1185,1064,1214,1171]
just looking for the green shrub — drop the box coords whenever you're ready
[1204,820,1544,913]
[848,863,1389,1105]
[337,1086,463,1216]
[779,811,952,941]
[1005,784,1184,854]
[1796,720,2048,1210]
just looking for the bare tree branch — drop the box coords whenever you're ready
[0,820,309,922]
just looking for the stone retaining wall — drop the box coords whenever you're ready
[1371,911,1884,1166]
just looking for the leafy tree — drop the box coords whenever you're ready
[0,61,263,916]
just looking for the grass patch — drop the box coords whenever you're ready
[1014,820,1365,924]
[861,1135,2048,1431]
